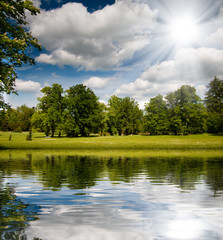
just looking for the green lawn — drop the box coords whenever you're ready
[0,132,222,150]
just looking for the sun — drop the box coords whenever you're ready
[167,15,199,46]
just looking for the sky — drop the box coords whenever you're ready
[5,0,223,108]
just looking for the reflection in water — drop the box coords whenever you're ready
[0,152,223,239]
[0,181,41,240]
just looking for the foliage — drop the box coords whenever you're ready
[205,77,223,133]
[165,85,207,135]
[0,0,41,106]
[107,95,121,135]
[31,110,50,136]
[92,102,108,136]
[0,104,34,131]
[34,84,64,137]
[107,96,142,135]
[144,95,169,135]
[64,84,99,137]
[15,104,34,130]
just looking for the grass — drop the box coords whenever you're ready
[0,131,223,151]
[0,148,223,159]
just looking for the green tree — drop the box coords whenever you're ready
[165,85,207,135]
[0,108,9,131]
[34,84,64,137]
[31,110,50,135]
[144,94,169,135]
[92,102,108,136]
[6,108,20,131]
[107,95,122,135]
[0,0,41,107]
[175,85,207,134]
[16,104,35,131]
[0,105,34,132]
[204,77,223,133]
[64,84,99,137]
[107,96,142,135]
[165,92,182,135]
[120,97,143,135]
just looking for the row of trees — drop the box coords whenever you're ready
[0,77,222,136]
[30,84,143,137]
[0,105,34,132]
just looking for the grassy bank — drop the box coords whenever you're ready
[0,132,223,150]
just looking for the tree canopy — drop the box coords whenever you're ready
[107,96,142,135]
[0,0,41,107]
[32,84,64,137]
[205,77,223,133]
[1,79,222,136]
[64,84,99,137]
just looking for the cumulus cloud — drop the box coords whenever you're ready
[29,0,157,70]
[115,47,223,102]
[15,79,42,92]
[83,77,113,89]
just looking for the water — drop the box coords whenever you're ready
[0,151,223,240]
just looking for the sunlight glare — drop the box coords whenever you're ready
[168,15,199,46]
[166,219,204,239]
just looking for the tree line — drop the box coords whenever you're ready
[0,77,222,136]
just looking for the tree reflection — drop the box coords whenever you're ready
[31,155,105,190]
[0,180,41,240]
[143,157,206,190]
[206,158,223,196]
[0,152,222,195]
[106,157,143,182]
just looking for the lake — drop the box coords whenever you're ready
[0,150,223,240]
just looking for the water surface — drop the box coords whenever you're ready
[0,151,223,240]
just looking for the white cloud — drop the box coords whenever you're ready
[29,0,157,70]
[115,47,223,102]
[205,6,223,48]
[208,28,223,48]
[83,77,112,89]
[31,0,41,8]
[15,79,42,92]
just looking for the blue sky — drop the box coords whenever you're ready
[6,0,223,108]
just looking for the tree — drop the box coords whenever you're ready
[165,92,182,135]
[64,84,99,137]
[107,96,142,135]
[205,77,223,133]
[144,95,169,135]
[31,110,50,135]
[92,102,108,136]
[6,108,20,131]
[0,0,41,107]
[16,104,34,131]
[0,105,34,132]
[119,97,143,135]
[34,84,64,137]
[107,95,122,135]
[166,85,207,135]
